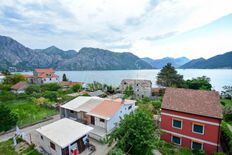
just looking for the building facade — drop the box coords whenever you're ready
[60,97,136,140]
[160,88,222,155]
[120,79,152,98]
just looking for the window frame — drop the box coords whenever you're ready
[172,118,183,129]
[50,142,56,150]
[171,135,182,145]
[191,141,203,150]
[100,118,105,123]
[192,123,204,135]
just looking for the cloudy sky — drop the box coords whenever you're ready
[0,0,232,59]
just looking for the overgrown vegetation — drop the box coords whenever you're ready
[221,121,232,154]
[0,104,18,132]
[106,109,159,155]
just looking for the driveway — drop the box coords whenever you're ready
[0,115,60,142]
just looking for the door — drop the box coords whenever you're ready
[91,116,95,125]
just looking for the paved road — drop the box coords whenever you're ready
[0,115,60,142]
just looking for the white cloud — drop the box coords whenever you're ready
[0,0,232,58]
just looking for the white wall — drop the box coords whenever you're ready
[106,103,136,132]
[43,77,59,84]
[38,132,62,155]
[94,117,106,128]
[0,76,5,83]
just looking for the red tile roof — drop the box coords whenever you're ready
[60,81,83,87]
[162,88,223,119]
[11,82,28,90]
[35,68,59,78]
[89,100,122,118]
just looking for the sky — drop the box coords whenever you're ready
[0,0,232,59]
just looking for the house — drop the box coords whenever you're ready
[25,68,59,84]
[36,118,93,155]
[60,96,136,140]
[160,88,223,155]
[120,79,152,98]
[22,74,34,84]
[0,73,5,83]
[11,81,28,93]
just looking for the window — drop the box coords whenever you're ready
[70,110,74,113]
[137,89,139,91]
[50,142,56,150]
[191,141,203,150]
[40,135,43,140]
[192,123,204,134]
[100,118,105,122]
[171,136,181,145]
[50,78,52,81]
[172,119,182,129]
[128,105,132,110]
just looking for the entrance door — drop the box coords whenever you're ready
[91,116,95,125]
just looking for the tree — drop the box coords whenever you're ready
[41,83,61,91]
[107,109,158,155]
[0,104,18,132]
[185,76,212,90]
[123,85,134,98]
[25,84,41,94]
[1,70,11,75]
[3,74,25,85]
[221,86,232,100]
[72,84,83,92]
[157,63,184,87]
[62,74,68,81]
[108,148,126,155]
[43,91,58,101]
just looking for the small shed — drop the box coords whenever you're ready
[11,81,28,93]
[36,118,93,155]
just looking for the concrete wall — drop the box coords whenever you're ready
[107,103,136,132]
[37,132,62,155]
[161,109,221,155]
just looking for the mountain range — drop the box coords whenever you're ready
[0,35,152,71]
[0,35,231,71]
[142,57,190,68]
[180,52,232,69]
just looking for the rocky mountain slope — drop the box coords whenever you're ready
[142,57,190,68]
[180,52,232,69]
[0,35,153,71]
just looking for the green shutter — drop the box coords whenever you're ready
[193,124,204,133]
[172,136,181,145]
[192,141,202,150]
[173,120,182,128]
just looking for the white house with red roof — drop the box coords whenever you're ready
[25,68,59,84]
[60,96,136,140]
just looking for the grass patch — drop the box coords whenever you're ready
[0,99,58,127]
[0,139,17,155]
[221,98,232,106]
[0,139,41,155]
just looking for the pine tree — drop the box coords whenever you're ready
[62,73,68,81]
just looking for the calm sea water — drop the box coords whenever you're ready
[51,69,232,92]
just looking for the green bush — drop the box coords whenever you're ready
[25,84,41,94]
[41,83,61,91]
[43,91,58,102]
[3,74,26,85]
[221,121,232,154]
[108,148,125,155]
[0,104,18,132]
[223,105,232,122]
[72,84,83,92]
[0,91,16,101]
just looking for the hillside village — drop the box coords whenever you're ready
[0,64,232,155]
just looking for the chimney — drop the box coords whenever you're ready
[121,98,125,104]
